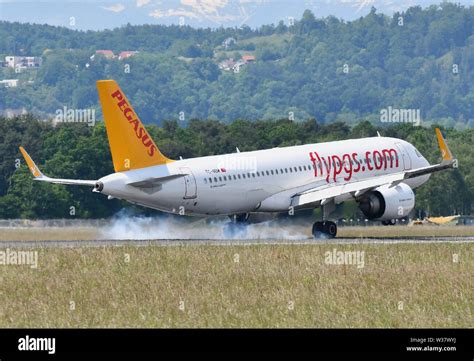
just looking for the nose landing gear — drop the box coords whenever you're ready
[312,221,337,239]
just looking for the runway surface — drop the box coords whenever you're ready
[1,236,473,248]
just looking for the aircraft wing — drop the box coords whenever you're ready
[292,128,456,209]
[292,173,405,208]
[19,147,97,186]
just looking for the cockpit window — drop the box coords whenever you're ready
[414,148,422,157]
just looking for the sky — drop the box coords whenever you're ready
[1,0,473,30]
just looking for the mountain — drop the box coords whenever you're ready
[1,0,473,30]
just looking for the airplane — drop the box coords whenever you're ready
[19,80,457,238]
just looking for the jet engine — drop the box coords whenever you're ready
[358,183,415,221]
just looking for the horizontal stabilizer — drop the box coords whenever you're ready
[19,146,97,187]
[126,174,186,188]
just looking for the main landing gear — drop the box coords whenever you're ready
[224,213,250,238]
[312,220,337,239]
[312,199,337,239]
[381,219,396,226]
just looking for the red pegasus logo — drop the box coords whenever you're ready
[111,90,157,157]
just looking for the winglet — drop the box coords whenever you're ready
[435,128,454,163]
[19,146,44,178]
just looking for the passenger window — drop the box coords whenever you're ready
[266,170,270,176]
[242,174,246,179]
[271,170,274,175]
[219,176,222,182]
[214,177,217,182]
[275,169,279,174]
[238,174,241,179]
[208,178,212,183]
[285,168,288,173]
[252,173,256,178]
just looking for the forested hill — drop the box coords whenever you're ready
[0,3,473,127]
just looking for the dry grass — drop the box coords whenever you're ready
[0,227,99,241]
[0,243,471,328]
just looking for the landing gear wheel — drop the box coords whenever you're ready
[224,213,250,238]
[312,221,337,239]
[229,213,250,223]
[382,219,396,226]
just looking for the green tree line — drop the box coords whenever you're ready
[0,115,472,219]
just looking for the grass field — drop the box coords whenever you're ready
[0,242,471,327]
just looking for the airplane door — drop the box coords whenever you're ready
[180,167,197,199]
[395,143,412,170]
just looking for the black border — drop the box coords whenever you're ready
[1,328,472,359]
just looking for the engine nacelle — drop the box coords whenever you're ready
[358,183,415,221]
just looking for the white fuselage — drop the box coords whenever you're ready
[97,136,430,216]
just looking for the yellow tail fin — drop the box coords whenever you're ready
[97,80,173,172]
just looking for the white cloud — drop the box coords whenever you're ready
[136,0,151,7]
[180,0,229,15]
[147,0,246,23]
[100,3,125,13]
[149,8,200,19]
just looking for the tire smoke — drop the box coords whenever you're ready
[99,215,310,240]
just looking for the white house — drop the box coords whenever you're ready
[5,56,42,69]
[0,79,19,87]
